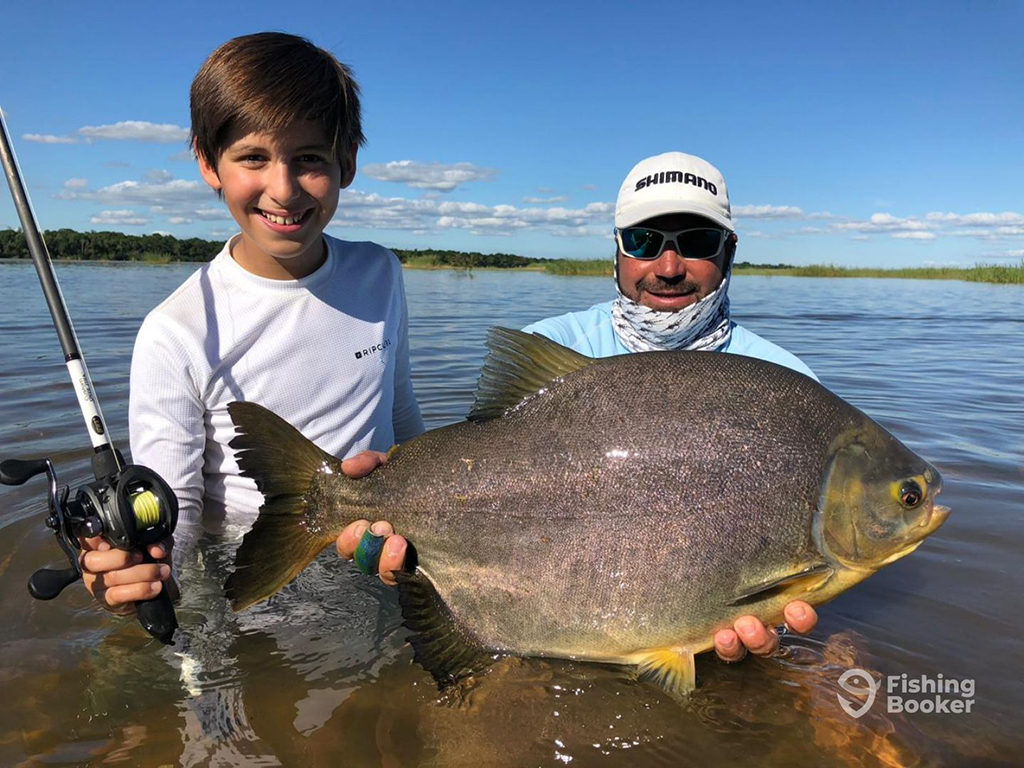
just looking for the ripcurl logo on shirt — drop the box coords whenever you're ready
[635,171,717,195]
[354,338,392,360]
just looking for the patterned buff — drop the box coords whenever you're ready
[611,266,733,353]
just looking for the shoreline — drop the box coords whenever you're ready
[2,257,1020,284]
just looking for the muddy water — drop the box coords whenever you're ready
[1,262,1021,766]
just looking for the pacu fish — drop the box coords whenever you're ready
[225,328,949,697]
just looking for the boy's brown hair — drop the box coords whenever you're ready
[190,32,365,172]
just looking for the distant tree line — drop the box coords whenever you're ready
[394,248,539,268]
[0,228,222,262]
[0,229,806,272]
[0,229,545,268]
[733,260,794,271]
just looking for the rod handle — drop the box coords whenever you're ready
[136,576,178,646]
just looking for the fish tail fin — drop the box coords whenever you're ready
[634,647,697,700]
[224,401,341,612]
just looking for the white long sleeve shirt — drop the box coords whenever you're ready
[128,235,424,559]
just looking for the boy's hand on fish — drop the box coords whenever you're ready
[335,450,406,585]
[340,449,389,479]
[712,601,818,662]
[336,520,407,586]
[80,536,175,614]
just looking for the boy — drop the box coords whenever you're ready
[80,32,422,612]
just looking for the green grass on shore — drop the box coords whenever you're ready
[732,262,1024,284]
[540,259,614,276]
[538,259,1024,284]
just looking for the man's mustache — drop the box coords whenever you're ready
[634,277,702,296]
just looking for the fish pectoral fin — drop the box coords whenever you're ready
[634,647,696,699]
[395,570,493,689]
[729,562,834,607]
[468,328,596,421]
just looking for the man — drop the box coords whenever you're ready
[338,151,819,664]
[520,151,818,660]
[522,151,816,379]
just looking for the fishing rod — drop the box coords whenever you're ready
[0,108,178,645]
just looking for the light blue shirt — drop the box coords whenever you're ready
[523,300,817,381]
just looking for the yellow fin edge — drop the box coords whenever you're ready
[631,646,696,699]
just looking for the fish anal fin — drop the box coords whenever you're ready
[634,646,696,700]
[468,328,596,421]
[395,570,494,689]
[729,562,834,607]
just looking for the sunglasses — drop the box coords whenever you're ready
[614,226,731,261]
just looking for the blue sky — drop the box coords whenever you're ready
[1,1,1021,267]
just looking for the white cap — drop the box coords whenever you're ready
[615,152,732,231]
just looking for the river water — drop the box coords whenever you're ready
[0,262,1021,767]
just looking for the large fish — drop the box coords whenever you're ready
[224,329,949,697]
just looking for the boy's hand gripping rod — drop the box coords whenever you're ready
[0,109,178,644]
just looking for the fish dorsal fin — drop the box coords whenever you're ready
[468,328,596,422]
[395,569,495,688]
[728,562,834,607]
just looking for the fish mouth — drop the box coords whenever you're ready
[923,502,952,532]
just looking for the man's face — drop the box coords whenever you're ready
[617,213,735,312]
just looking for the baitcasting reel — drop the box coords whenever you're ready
[1,448,179,644]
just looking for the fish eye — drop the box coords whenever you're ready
[899,479,924,508]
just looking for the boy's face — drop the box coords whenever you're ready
[198,122,355,279]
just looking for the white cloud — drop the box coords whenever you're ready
[791,226,828,235]
[23,133,78,144]
[63,178,88,189]
[78,121,189,143]
[892,231,937,240]
[361,160,496,191]
[169,149,194,162]
[56,175,225,227]
[523,195,568,204]
[60,178,208,206]
[144,169,174,182]
[328,188,614,236]
[833,212,938,234]
[90,210,148,226]
[822,209,1023,245]
[733,204,805,219]
[925,211,1024,226]
[24,121,189,146]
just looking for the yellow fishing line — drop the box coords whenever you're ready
[129,490,161,528]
